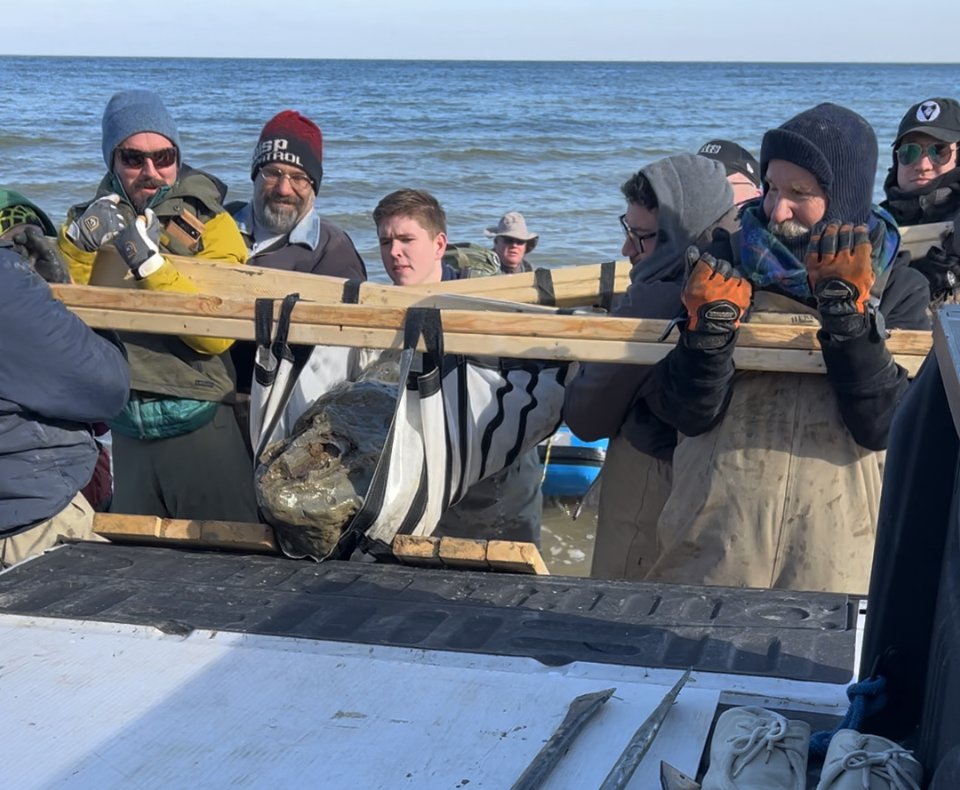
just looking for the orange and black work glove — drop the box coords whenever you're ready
[806,223,875,340]
[681,246,752,349]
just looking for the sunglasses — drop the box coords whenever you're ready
[116,146,179,169]
[500,237,528,247]
[896,142,954,167]
[619,214,658,253]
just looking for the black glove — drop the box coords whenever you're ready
[680,246,752,349]
[806,223,875,341]
[912,243,960,300]
[113,209,164,279]
[9,225,70,283]
[66,194,127,252]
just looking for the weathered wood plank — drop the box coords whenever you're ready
[391,535,444,568]
[51,285,933,361]
[92,513,280,553]
[437,536,491,570]
[89,248,632,308]
[486,540,550,575]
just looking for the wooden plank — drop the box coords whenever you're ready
[391,535,444,568]
[486,540,550,575]
[52,285,933,355]
[437,536,491,570]
[51,285,931,374]
[89,247,632,308]
[900,221,952,260]
[93,513,279,553]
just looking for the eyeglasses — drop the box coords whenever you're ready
[259,166,314,191]
[619,214,658,253]
[500,237,527,247]
[896,142,954,166]
[116,147,178,169]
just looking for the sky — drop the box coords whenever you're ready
[3,0,958,62]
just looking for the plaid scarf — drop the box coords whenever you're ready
[738,204,900,300]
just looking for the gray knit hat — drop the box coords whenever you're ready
[760,103,878,225]
[101,89,181,170]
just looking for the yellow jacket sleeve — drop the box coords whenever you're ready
[138,212,249,355]
[57,225,98,286]
[61,212,249,356]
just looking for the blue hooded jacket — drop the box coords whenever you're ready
[0,247,129,534]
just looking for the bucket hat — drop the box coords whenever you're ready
[485,212,539,251]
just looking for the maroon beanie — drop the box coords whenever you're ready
[251,110,323,191]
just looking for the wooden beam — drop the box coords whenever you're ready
[51,285,932,374]
[486,540,550,575]
[92,513,280,553]
[900,221,952,260]
[89,248,631,308]
[391,535,549,574]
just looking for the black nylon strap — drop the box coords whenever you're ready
[254,298,274,350]
[597,259,616,311]
[533,267,556,306]
[341,279,362,304]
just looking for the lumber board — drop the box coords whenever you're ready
[390,535,444,568]
[89,248,632,308]
[92,513,279,553]
[486,540,551,575]
[437,536,490,570]
[899,221,953,259]
[51,284,932,374]
[392,535,549,574]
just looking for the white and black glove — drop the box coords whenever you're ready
[113,209,164,279]
[66,194,126,252]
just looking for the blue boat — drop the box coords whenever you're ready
[538,424,607,498]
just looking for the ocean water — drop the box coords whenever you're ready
[3,57,960,282]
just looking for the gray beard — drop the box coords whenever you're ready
[768,219,811,240]
[257,197,301,235]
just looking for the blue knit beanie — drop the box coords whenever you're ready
[760,103,878,225]
[101,89,181,170]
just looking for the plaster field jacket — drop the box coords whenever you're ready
[639,252,931,594]
[0,248,129,534]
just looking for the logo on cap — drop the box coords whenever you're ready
[918,101,941,122]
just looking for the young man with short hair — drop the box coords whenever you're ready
[373,188,543,543]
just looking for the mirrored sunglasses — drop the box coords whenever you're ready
[896,141,954,166]
[117,147,179,169]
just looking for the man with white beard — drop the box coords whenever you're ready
[231,110,366,279]
[636,103,931,594]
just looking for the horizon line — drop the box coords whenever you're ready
[0,54,957,66]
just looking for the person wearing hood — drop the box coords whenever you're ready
[881,97,960,308]
[564,153,737,579]
[0,218,129,567]
[639,103,930,594]
[57,89,258,522]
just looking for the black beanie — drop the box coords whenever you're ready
[760,103,877,225]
